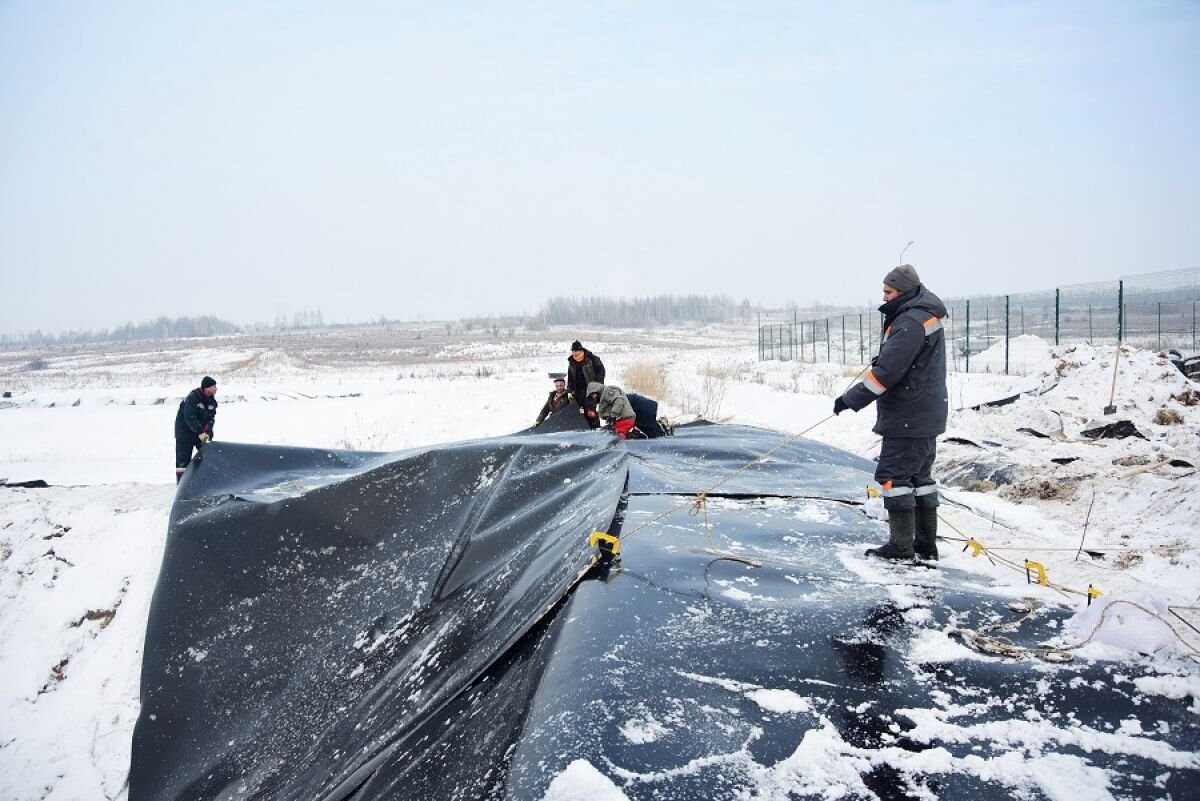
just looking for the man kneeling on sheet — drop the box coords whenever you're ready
[586,382,639,440]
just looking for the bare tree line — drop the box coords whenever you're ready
[537,295,753,327]
[3,295,758,350]
[1,315,240,349]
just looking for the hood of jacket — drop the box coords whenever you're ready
[598,385,626,405]
[879,285,947,325]
[586,381,606,398]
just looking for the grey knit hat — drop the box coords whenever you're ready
[883,264,921,293]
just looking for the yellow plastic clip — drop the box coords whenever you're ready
[590,531,620,557]
[963,538,985,558]
[1024,560,1048,586]
[866,485,881,499]
[1086,584,1103,606]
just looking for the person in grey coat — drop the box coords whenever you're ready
[834,264,947,560]
[586,382,638,439]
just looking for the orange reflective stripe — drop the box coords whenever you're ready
[864,369,887,395]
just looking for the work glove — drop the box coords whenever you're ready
[833,397,848,416]
[198,432,210,443]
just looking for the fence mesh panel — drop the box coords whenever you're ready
[757,268,1200,374]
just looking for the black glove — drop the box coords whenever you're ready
[833,397,849,416]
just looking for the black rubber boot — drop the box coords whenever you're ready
[866,507,916,560]
[914,505,939,560]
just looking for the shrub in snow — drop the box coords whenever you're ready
[1153,407,1184,425]
[623,361,668,399]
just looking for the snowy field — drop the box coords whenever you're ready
[1,323,1198,800]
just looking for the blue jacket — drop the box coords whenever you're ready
[840,286,948,438]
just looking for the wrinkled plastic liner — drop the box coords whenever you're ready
[132,423,1198,800]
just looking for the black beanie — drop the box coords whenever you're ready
[570,340,584,351]
[883,264,921,293]
[201,376,217,388]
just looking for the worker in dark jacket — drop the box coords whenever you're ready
[535,376,572,426]
[627,392,669,438]
[174,376,218,482]
[567,340,605,429]
[834,265,947,561]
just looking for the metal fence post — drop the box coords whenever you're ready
[825,318,831,362]
[1055,288,1060,345]
[792,309,798,361]
[757,313,762,360]
[1118,280,1124,342]
[1088,304,1093,342]
[1005,295,1010,375]
[859,313,864,364]
[949,305,956,371]
[965,299,971,373]
[1157,302,1162,351]
[841,316,846,364]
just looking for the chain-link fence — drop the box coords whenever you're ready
[758,268,1200,374]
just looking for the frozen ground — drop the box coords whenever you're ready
[1,323,1197,800]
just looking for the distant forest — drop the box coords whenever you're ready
[2,315,239,348]
[537,295,753,326]
[3,296,757,349]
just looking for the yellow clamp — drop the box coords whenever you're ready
[1087,584,1103,606]
[963,538,985,558]
[866,485,881,499]
[1024,560,1048,586]
[589,531,620,557]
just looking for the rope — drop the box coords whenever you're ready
[956,598,1200,661]
[601,406,1200,661]
[624,366,870,551]
[616,413,836,547]
[936,496,1197,605]
[602,361,1187,653]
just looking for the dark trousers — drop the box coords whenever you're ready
[176,438,201,481]
[875,437,938,511]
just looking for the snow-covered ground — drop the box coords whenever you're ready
[1,323,1197,800]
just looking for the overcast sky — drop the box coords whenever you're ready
[1,1,1198,335]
